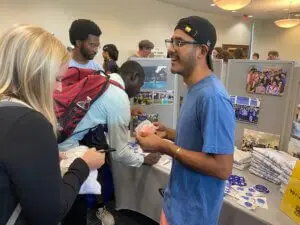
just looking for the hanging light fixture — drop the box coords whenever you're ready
[274,1,300,28]
[213,0,252,11]
[274,18,300,28]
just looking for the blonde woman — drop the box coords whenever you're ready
[0,25,105,225]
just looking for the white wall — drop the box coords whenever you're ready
[0,0,252,64]
[253,19,300,61]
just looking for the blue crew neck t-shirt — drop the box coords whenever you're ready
[163,74,235,225]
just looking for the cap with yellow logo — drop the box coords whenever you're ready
[175,16,217,53]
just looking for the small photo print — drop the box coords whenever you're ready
[288,137,300,160]
[153,90,174,105]
[134,91,154,105]
[231,96,260,124]
[241,128,280,152]
[246,67,287,96]
[142,66,168,90]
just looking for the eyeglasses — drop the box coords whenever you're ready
[165,39,199,48]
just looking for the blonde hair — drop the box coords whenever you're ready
[0,24,70,133]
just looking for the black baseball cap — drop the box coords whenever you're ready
[175,16,217,70]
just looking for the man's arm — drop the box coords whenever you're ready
[137,94,235,180]
[106,98,144,167]
[108,117,144,167]
[154,122,176,141]
[161,141,233,180]
[165,128,176,141]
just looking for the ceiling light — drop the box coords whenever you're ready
[213,0,252,11]
[274,19,300,28]
[284,8,288,11]
[232,10,236,12]
[274,1,300,29]
[211,3,216,6]
[248,15,253,18]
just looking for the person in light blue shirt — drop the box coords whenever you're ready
[59,60,161,166]
[60,61,161,225]
[68,19,102,71]
[136,16,235,225]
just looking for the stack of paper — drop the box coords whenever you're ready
[249,147,297,186]
[233,147,252,170]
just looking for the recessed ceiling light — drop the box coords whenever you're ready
[211,3,216,6]
[248,15,253,18]
[284,8,288,11]
[232,10,237,12]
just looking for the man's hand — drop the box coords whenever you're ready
[131,105,144,116]
[143,153,161,165]
[153,122,176,141]
[153,122,168,139]
[136,132,166,153]
[59,152,66,162]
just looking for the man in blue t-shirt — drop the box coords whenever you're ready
[137,16,235,225]
[68,19,102,71]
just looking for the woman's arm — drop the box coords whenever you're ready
[4,111,89,225]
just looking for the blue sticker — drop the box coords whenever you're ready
[240,182,247,187]
[242,196,249,200]
[257,198,265,204]
[245,202,253,207]
[249,188,255,192]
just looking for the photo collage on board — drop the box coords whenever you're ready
[241,128,280,152]
[246,66,287,96]
[230,95,261,124]
[134,65,174,105]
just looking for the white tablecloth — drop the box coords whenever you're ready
[112,155,296,225]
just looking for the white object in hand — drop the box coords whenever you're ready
[135,120,156,135]
[60,146,101,195]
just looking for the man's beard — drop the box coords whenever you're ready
[80,46,95,60]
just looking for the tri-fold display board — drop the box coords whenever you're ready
[130,58,179,129]
[226,60,295,150]
[131,58,225,130]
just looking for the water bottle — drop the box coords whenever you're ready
[76,96,92,110]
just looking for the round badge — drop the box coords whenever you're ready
[243,196,249,200]
[240,182,247,187]
[248,188,255,192]
[245,202,253,207]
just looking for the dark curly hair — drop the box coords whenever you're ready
[103,44,119,61]
[69,19,102,46]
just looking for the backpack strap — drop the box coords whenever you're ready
[0,99,31,108]
[109,79,125,90]
[6,204,21,225]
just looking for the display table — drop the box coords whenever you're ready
[112,155,296,225]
